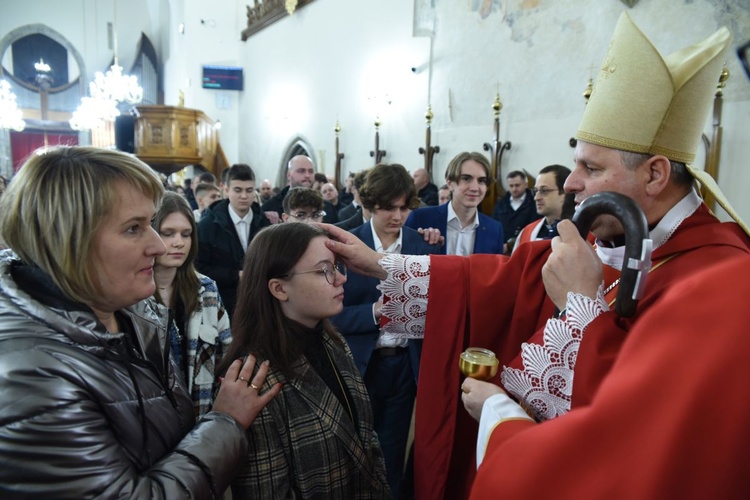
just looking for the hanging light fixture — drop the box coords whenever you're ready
[34,58,51,74]
[70,1,142,131]
[0,79,26,131]
[69,95,120,131]
[88,58,143,105]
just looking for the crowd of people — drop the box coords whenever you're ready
[1,12,750,500]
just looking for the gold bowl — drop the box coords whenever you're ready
[459,347,499,381]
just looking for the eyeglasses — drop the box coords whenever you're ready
[532,187,560,197]
[280,261,347,285]
[287,210,326,221]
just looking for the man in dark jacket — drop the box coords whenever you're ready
[338,171,355,206]
[338,169,368,223]
[412,168,439,206]
[197,163,270,317]
[262,155,338,223]
[491,170,540,252]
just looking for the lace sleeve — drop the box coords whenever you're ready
[565,284,608,332]
[376,254,431,340]
[501,284,609,421]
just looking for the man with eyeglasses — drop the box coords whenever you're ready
[330,163,440,498]
[510,165,574,253]
[281,187,326,224]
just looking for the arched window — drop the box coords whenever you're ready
[276,136,316,188]
[0,25,86,176]
[0,24,86,116]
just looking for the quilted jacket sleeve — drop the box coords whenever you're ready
[0,342,248,499]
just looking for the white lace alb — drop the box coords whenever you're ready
[375,253,611,422]
[501,286,607,421]
[377,254,431,340]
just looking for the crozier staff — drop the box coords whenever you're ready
[321,13,750,499]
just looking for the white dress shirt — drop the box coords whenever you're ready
[445,202,479,256]
[228,204,254,252]
[510,192,526,211]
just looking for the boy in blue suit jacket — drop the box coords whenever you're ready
[405,152,504,255]
[331,163,439,497]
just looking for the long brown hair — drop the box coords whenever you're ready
[220,223,341,379]
[151,192,200,317]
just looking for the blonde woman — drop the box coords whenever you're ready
[0,147,279,497]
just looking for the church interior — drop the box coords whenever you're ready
[1,0,749,221]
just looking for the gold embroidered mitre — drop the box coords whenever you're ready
[576,12,732,164]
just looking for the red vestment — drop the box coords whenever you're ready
[413,204,750,499]
[515,219,543,246]
[472,254,750,499]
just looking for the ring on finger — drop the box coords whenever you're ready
[238,376,247,382]
[250,383,259,391]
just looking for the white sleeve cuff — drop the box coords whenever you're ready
[476,393,534,468]
[565,283,608,332]
[376,254,430,339]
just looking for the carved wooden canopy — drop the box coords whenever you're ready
[242,0,317,41]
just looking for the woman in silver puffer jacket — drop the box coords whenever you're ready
[0,147,281,499]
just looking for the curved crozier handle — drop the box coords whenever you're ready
[571,192,653,317]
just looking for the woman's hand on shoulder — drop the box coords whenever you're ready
[212,355,281,429]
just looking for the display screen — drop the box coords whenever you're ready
[202,65,243,91]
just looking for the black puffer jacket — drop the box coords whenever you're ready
[0,251,247,499]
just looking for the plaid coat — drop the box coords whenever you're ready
[231,332,390,499]
[169,273,232,419]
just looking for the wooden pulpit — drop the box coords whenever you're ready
[131,105,227,176]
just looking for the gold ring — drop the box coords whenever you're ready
[238,376,247,382]
[250,383,259,391]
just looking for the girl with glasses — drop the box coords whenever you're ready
[222,223,389,499]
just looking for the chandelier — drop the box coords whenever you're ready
[70,59,143,131]
[0,79,26,131]
[69,95,120,131]
[70,0,143,132]
[89,59,143,104]
[34,58,51,73]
